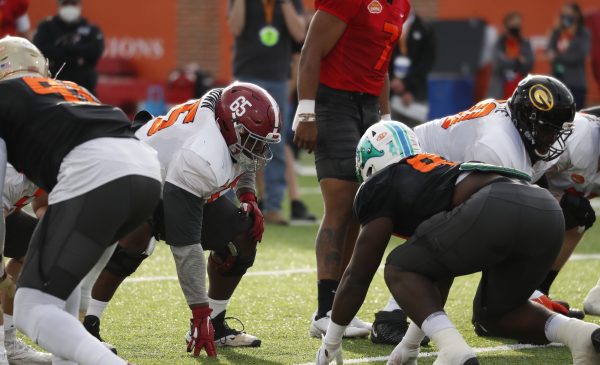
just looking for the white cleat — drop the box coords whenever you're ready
[6,339,52,365]
[583,284,600,315]
[309,311,371,338]
[0,350,8,365]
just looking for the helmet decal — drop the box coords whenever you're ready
[357,137,385,171]
[529,84,554,111]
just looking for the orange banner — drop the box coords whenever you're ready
[28,1,177,81]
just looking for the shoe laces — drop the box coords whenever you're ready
[215,316,246,343]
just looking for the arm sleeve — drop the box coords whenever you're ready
[234,171,256,194]
[316,0,362,23]
[170,244,208,306]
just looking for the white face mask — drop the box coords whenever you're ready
[59,5,81,23]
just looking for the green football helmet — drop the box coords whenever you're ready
[356,120,421,183]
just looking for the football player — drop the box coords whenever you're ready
[370,74,578,344]
[0,164,52,364]
[80,82,281,357]
[315,120,600,365]
[0,36,162,365]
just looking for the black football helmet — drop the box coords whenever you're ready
[508,75,575,162]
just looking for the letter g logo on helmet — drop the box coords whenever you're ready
[529,84,554,111]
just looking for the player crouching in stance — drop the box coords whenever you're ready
[0,36,162,365]
[81,82,281,357]
[315,120,600,365]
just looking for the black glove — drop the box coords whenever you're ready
[560,191,596,230]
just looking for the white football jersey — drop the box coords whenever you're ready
[136,100,244,201]
[415,99,552,181]
[547,112,600,195]
[3,163,40,216]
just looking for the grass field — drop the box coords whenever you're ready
[97,173,600,365]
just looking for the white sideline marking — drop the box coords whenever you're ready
[294,343,563,365]
[124,267,316,283]
[125,253,600,284]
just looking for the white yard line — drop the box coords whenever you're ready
[124,253,600,284]
[294,343,564,365]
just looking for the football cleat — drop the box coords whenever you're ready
[82,315,118,354]
[584,284,600,316]
[371,310,409,345]
[0,350,8,365]
[309,311,371,338]
[558,319,600,364]
[5,338,52,365]
[211,311,261,347]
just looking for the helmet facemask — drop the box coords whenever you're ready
[229,122,279,172]
[513,107,573,162]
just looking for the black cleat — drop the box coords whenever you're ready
[463,358,480,365]
[211,311,261,347]
[592,328,600,353]
[370,310,409,345]
[83,315,118,354]
[290,200,317,224]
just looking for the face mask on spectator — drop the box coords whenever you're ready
[560,15,575,28]
[59,5,81,23]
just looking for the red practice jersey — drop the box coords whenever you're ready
[0,0,29,37]
[316,0,410,96]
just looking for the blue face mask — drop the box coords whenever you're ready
[561,15,575,28]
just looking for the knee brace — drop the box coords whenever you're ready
[104,245,148,277]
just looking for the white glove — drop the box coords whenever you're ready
[387,342,419,365]
[292,99,316,131]
[315,337,343,365]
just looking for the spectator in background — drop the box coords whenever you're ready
[488,12,534,100]
[389,10,435,126]
[548,2,591,109]
[228,0,307,225]
[33,0,104,94]
[0,0,31,38]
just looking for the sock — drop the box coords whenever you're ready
[422,312,473,362]
[86,299,109,319]
[4,314,15,344]
[323,321,345,345]
[317,280,339,319]
[401,322,426,348]
[539,270,560,295]
[382,296,402,312]
[208,297,229,319]
[544,314,571,343]
[14,288,126,365]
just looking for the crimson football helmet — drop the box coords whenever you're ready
[215,82,281,172]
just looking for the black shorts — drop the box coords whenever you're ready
[18,175,161,300]
[4,210,37,259]
[385,181,564,321]
[156,182,251,252]
[315,84,380,181]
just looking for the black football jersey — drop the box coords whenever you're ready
[353,153,463,237]
[0,77,134,191]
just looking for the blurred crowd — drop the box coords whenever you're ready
[4,0,598,226]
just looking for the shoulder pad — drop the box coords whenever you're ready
[459,162,531,182]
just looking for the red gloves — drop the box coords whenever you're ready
[187,307,216,357]
[532,294,570,316]
[239,192,264,242]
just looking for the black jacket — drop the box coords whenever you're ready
[389,15,436,102]
[33,16,104,94]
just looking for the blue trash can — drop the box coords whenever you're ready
[427,76,474,120]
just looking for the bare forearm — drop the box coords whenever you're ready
[330,267,374,325]
[379,73,391,115]
[281,1,306,43]
[228,0,246,37]
[297,48,321,100]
